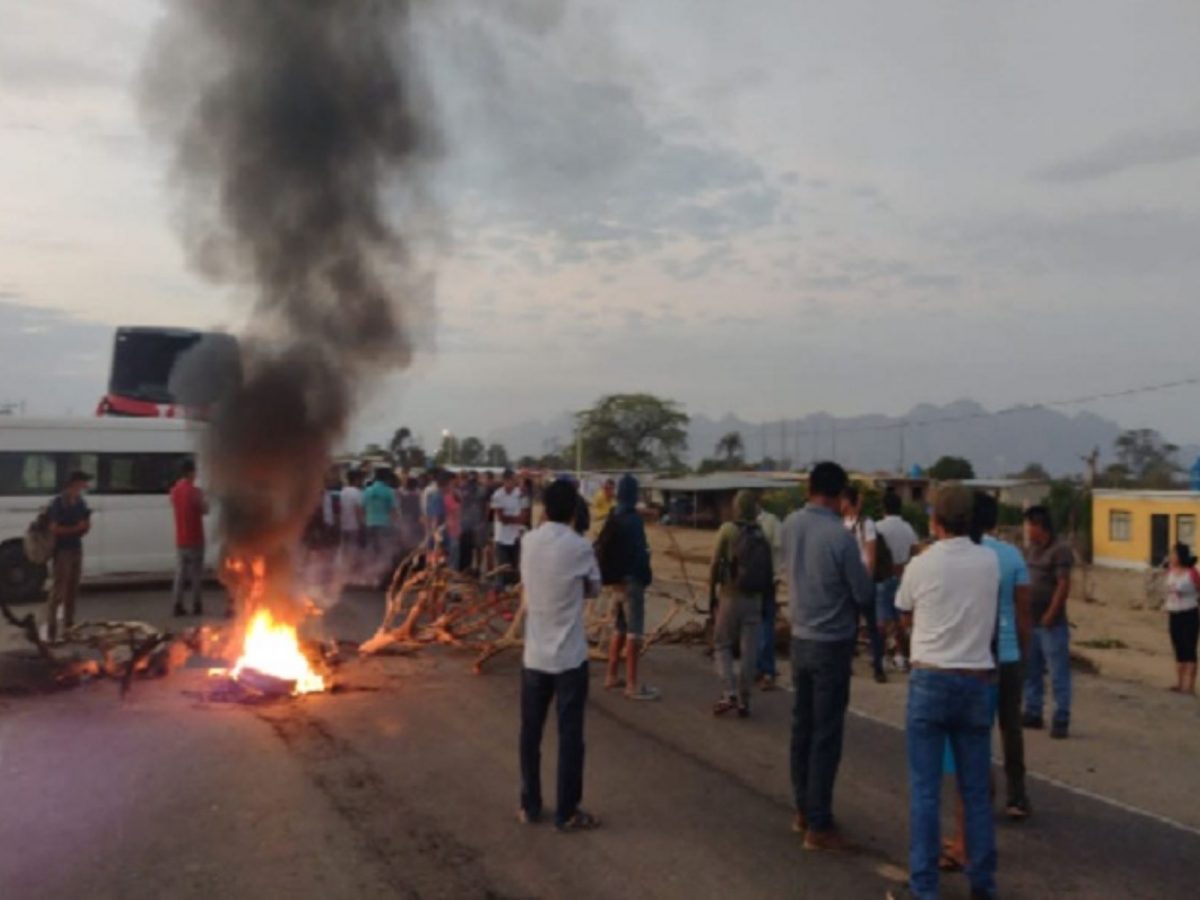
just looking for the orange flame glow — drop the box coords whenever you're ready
[231,609,326,695]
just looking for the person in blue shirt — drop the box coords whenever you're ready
[362,468,398,575]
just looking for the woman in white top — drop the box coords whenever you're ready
[1164,542,1199,695]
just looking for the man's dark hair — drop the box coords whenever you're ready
[347,469,363,487]
[809,461,848,499]
[180,459,197,477]
[66,469,92,486]
[842,484,860,505]
[1024,505,1054,537]
[542,479,578,524]
[973,491,999,534]
[883,489,902,516]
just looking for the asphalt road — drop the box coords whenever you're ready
[1,587,1197,899]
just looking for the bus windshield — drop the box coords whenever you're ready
[108,328,238,406]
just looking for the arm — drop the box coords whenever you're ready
[1014,584,1034,652]
[864,537,876,577]
[1041,549,1072,626]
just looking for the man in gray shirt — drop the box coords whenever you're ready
[782,461,874,850]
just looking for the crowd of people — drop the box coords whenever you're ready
[515,461,1100,899]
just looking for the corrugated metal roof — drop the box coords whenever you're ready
[647,473,793,492]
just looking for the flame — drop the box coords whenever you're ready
[231,609,326,695]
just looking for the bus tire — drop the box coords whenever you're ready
[0,540,47,605]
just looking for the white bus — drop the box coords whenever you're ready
[0,417,212,603]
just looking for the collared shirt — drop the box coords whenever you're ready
[339,485,363,532]
[782,504,874,642]
[983,535,1030,664]
[897,536,1000,670]
[491,486,524,546]
[1025,540,1072,626]
[876,515,918,567]
[520,522,600,673]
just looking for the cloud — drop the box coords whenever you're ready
[1034,126,1200,183]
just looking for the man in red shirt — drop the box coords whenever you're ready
[170,460,209,616]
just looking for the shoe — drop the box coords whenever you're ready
[885,887,917,900]
[791,812,807,834]
[873,670,888,684]
[516,808,541,825]
[736,700,750,719]
[713,696,738,716]
[759,675,778,692]
[626,685,661,702]
[192,602,204,616]
[803,827,854,852]
[1022,713,1044,730]
[895,655,910,673]
[555,809,600,833]
[1050,721,1069,740]
[172,604,187,618]
[1006,797,1032,820]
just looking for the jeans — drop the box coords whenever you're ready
[790,638,854,832]
[715,592,761,702]
[997,661,1027,805]
[906,669,997,900]
[1024,622,1071,726]
[172,546,205,609]
[519,661,589,826]
[757,582,778,678]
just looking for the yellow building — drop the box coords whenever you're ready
[1092,490,1200,569]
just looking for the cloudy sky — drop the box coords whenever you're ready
[3,0,1200,452]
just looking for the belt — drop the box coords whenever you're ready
[911,662,996,681]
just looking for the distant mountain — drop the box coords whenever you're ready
[487,399,1200,477]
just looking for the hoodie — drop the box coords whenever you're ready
[611,474,652,585]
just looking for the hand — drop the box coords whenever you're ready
[1040,613,1055,628]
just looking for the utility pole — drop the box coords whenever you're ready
[898,422,906,473]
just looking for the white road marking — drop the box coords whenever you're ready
[847,706,1200,840]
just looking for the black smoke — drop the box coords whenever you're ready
[143,1,435,591]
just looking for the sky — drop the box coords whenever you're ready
[2,0,1200,453]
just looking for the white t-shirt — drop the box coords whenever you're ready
[896,536,1000,670]
[339,485,363,532]
[491,486,524,546]
[520,522,600,673]
[876,515,918,566]
[1165,568,1200,613]
[844,516,876,568]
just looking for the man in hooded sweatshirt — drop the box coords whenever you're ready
[709,490,772,717]
[604,474,660,701]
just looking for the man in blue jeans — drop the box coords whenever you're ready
[781,462,874,850]
[1021,505,1073,739]
[891,485,1000,900]
[517,479,601,832]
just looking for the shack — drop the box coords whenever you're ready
[646,473,791,529]
[1093,489,1200,569]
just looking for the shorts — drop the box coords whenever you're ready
[875,576,900,623]
[1169,607,1199,664]
[942,683,999,775]
[613,577,647,639]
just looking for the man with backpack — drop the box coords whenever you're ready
[598,474,659,701]
[709,490,773,717]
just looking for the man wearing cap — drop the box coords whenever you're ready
[45,470,92,641]
[891,485,1000,900]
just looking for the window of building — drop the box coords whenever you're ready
[0,452,60,496]
[1178,514,1197,550]
[1108,510,1132,542]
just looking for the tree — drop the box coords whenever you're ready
[389,427,411,460]
[927,455,975,481]
[361,442,391,462]
[458,436,485,466]
[1010,462,1050,481]
[389,426,425,469]
[1114,428,1179,488]
[516,455,538,469]
[715,431,745,465]
[434,433,459,467]
[485,443,509,468]
[575,393,689,470]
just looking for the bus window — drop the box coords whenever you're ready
[66,453,98,480]
[0,452,59,496]
[100,453,187,494]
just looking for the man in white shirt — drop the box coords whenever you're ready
[338,469,365,581]
[841,484,886,683]
[491,469,524,585]
[891,485,999,900]
[518,479,601,833]
[875,489,919,672]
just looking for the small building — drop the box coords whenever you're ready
[873,475,931,507]
[958,479,1051,509]
[1092,489,1200,569]
[646,473,790,529]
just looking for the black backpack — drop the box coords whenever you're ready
[594,513,624,586]
[731,523,774,594]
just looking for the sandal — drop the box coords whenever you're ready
[556,809,601,833]
[938,843,965,872]
[626,685,661,702]
[712,696,738,716]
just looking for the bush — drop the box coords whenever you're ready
[901,502,929,538]
[762,486,807,519]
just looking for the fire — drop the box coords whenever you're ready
[231,609,326,695]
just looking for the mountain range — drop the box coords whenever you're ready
[485,399,1200,477]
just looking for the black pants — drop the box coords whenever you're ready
[496,542,519,585]
[997,660,1027,805]
[790,638,854,832]
[1169,608,1199,663]
[520,661,589,825]
[457,529,476,572]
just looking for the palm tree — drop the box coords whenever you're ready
[715,431,745,464]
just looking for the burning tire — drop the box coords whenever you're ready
[0,540,47,605]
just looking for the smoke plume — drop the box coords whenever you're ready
[143,1,435,596]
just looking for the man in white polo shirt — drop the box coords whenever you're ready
[890,485,999,900]
[517,478,601,833]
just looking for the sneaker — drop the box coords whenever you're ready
[1022,713,1044,730]
[516,808,541,825]
[1006,797,1032,820]
[803,827,854,852]
[1050,720,1069,740]
[556,809,600,833]
[625,684,661,702]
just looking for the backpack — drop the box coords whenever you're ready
[731,523,774,594]
[23,507,54,565]
[594,512,624,586]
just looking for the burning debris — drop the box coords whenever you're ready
[142,0,438,679]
